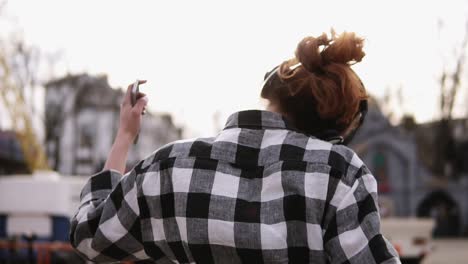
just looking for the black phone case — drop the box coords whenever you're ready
[131,82,140,144]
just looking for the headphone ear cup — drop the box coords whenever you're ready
[342,99,368,145]
[358,99,368,125]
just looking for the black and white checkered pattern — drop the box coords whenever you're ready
[70,110,401,263]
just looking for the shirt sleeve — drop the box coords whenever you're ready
[323,167,401,264]
[69,168,150,263]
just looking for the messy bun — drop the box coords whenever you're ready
[263,30,368,136]
[296,31,365,72]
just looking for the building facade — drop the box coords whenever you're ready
[349,99,468,237]
[45,74,182,176]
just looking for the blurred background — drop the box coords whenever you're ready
[1,0,468,263]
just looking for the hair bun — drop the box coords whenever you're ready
[296,31,365,73]
[270,30,368,137]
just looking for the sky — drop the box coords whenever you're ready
[3,0,468,137]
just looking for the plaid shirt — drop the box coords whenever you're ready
[70,110,400,264]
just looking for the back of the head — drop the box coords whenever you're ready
[261,30,368,138]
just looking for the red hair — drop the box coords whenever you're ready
[262,30,368,135]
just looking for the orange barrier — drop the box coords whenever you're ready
[0,241,73,264]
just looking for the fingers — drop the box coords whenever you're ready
[136,92,146,100]
[133,96,148,115]
[123,80,147,106]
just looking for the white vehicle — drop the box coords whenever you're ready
[0,171,88,241]
[381,218,435,263]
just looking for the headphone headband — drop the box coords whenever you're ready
[261,63,302,98]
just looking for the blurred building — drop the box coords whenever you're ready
[44,74,182,176]
[0,131,29,175]
[350,99,468,237]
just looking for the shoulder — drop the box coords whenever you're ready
[139,137,216,169]
[276,132,368,184]
[327,144,369,185]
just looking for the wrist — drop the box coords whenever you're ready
[103,132,132,174]
[114,131,133,150]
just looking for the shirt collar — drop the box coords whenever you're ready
[224,110,298,131]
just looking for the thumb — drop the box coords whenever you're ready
[133,96,148,114]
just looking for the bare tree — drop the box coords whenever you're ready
[439,20,468,121]
[0,1,60,172]
[433,19,468,178]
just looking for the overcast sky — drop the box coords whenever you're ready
[4,0,468,137]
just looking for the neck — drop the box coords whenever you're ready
[266,104,296,127]
[266,104,281,114]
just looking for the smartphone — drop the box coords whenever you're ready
[131,80,139,107]
[131,80,140,144]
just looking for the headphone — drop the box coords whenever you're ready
[261,63,368,145]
